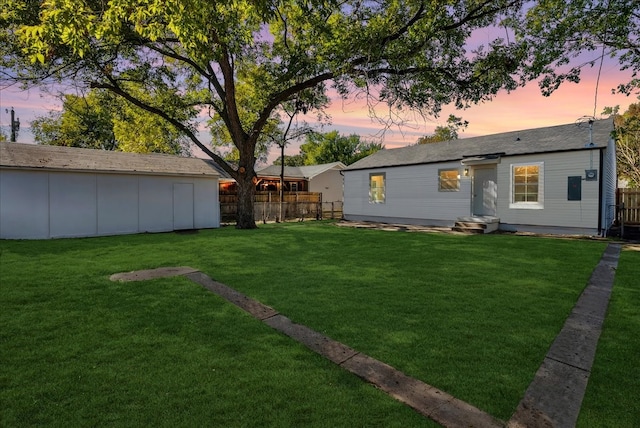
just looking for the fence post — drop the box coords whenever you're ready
[621,202,625,238]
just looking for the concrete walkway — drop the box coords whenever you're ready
[507,243,622,427]
[110,243,622,428]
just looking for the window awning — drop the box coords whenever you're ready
[461,153,503,166]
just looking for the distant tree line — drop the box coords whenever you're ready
[274,130,384,166]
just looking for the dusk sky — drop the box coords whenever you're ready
[1,55,636,165]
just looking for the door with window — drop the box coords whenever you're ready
[472,167,497,216]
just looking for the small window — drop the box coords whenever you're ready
[369,173,385,203]
[510,162,544,209]
[291,182,298,192]
[438,169,460,191]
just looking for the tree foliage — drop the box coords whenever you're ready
[607,101,640,187]
[513,0,640,96]
[274,153,306,167]
[294,131,384,165]
[31,89,190,154]
[2,0,638,227]
[417,114,468,144]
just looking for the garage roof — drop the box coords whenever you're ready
[0,142,222,177]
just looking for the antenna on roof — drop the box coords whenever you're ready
[576,116,596,147]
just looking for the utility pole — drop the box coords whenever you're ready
[8,108,20,142]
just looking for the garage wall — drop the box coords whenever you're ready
[0,170,50,239]
[50,173,99,238]
[0,169,219,239]
[97,175,139,235]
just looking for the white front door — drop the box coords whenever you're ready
[472,167,497,216]
[173,183,194,230]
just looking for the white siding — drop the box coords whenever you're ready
[0,170,50,239]
[97,175,139,235]
[50,173,98,238]
[194,178,220,229]
[138,176,175,232]
[173,183,195,230]
[496,150,601,229]
[344,148,608,232]
[344,162,470,223]
[309,169,344,202]
[0,169,219,239]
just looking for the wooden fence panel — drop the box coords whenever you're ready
[220,191,323,223]
[322,201,343,219]
[617,188,640,225]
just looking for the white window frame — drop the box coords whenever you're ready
[369,173,386,204]
[438,168,460,192]
[509,162,544,209]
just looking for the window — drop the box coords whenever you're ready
[510,162,544,208]
[438,169,460,191]
[369,173,385,203]
[291,182,298,192]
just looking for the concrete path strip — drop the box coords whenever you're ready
[508,243,622,428]
[110,266,199,282]
[110,266,503,427]
[109,242,622,428]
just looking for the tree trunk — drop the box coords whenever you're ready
[235,171,257,229]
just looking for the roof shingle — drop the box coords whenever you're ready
[346,119,614,170]
[0,142,224,177]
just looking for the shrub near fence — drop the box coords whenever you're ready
[220,191,324,223]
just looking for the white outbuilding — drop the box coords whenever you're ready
[0,142,222,239]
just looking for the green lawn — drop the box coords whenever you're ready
[577,247,640,428]
[0,221,633,426]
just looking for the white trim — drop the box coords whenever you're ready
[509,162,544,210]
[369,172,386,204]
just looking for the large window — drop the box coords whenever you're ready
[369,173,385,203]
[511,162,544,208]
[438,169,460,191]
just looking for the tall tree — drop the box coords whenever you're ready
[606,102,640,187]
[298,131,384,165]
[417,114,468,144]
[31,89,191,154]
[31,91,117,150]
[3,0,638,228]
[513,0,640,96]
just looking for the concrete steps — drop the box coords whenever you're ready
[452,216,500,234]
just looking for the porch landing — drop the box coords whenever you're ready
[453,216,500,234]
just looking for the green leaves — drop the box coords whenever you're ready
[296,131,384,165]
[31,88,192,155]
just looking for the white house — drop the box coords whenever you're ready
[0,142,222,239]
[343,119,617,235]
[256,162,346,203]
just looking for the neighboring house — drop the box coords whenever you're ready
[255,162,346,203]
[343,119,617,235]
[0,142,221,239]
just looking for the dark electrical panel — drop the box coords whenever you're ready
[568,176,582,201]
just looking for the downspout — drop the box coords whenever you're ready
[597,147,604,236]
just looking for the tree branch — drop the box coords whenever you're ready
[91,76,236,178]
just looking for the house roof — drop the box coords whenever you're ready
[0,142,223,177]
[257,161,346,179]
[346,118,614,171]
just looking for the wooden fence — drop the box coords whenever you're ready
[220,191,324,223]
[322,201,343,220]
[616,188,640,225]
